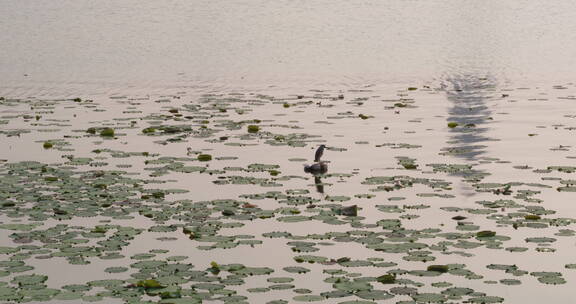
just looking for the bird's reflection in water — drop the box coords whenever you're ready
[314,176,324,194]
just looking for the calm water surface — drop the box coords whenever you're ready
[1,0,576,93]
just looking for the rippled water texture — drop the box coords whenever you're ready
[2,0,576,93]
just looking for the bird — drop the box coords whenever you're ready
[314,145,326,162]
[304,161,328,175]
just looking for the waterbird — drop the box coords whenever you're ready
[304,161,328,175]
[314,144,326,162]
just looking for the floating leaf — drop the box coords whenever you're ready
[293,295,324,302]
[411,293,446,303]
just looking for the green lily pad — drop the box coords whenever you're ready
[293,295,324,302]
[500,279,521,285]
[468,296,504,303]
[104,267,128,273]
[266,277,293,284]
[355,290,394,300]
[12,274,48,285]
[411,293,446,303]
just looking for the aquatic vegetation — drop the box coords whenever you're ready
[136,279,164,289]
[247,125,260,133]
[100,127,115,137]
[197,154,212,161]
[1,86,576,303]
[397,156,418,170]
[427,265,449,273]
[476,231,496,238]
[376,274,396,284]
[142,127,156,134]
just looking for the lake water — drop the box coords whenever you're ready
[2,0,576,92]
[2,1,576,304]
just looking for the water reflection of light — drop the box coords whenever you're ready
[441,74,500,198]
[442,73,498,160]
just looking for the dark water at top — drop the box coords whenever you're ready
[1,0,576,93]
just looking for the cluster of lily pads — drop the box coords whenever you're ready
[2,86,576,303]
